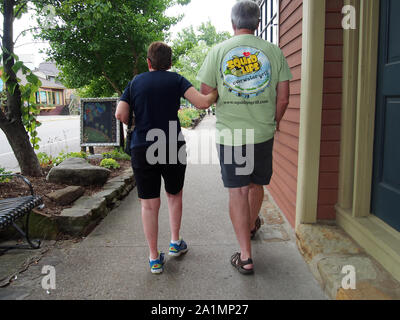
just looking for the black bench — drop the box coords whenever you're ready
[0,174,43,254]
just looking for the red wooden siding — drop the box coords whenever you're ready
[317,0,343,220]
[267,0,303,228]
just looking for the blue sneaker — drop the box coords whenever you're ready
[169,239,188,257]
[149,252,165,274]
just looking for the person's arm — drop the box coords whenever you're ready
[200,83,216,95]
[184,87,218,110]
[275,81,290,132]
[115,100,131,125]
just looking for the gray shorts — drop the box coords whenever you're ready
[216,139,274,188]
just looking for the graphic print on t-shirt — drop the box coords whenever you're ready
[221,46,271,98]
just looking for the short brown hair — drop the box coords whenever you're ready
[147,42,172,71]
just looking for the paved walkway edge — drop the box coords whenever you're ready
[264,189,400,300]
[295,224,400,300]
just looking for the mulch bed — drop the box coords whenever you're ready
[0,147,132,217]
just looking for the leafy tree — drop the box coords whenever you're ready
[197,21,232,47]
[172,21,231,89]
[34,0,191,97]
[0,0,44,176]
[175,41,210,89]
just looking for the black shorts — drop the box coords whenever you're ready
[217,139,274,189]
[131,143,187,199]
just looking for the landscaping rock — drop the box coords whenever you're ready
[8,167,136,239]
[47,186,85,206]
[46,158,111,186]
[72,196,108,219]
[57,208,94,236]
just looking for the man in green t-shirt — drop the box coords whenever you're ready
[197,0,292,274]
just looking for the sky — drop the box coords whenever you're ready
[166,0,237,38]
[7,0,238,69]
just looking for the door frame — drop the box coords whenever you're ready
[336,0,400,282]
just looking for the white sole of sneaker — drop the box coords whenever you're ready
[168,248,188,257]
[151,268,164,274]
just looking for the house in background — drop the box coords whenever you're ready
[34,62,69,115]
[258,0,400,283]
[1,61,71,115]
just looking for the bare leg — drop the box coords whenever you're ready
[141,198,161,260]
[249,184,264,230]
[229,186,253,270]
[166,190,183,242]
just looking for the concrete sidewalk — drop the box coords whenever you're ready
[1,116,327,300]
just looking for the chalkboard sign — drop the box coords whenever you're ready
[80,98,121,147]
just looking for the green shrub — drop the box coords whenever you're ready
[100,158,120,170]
[56,151,88,166]
[37,152,54,168]
[102,148,131,161]
[0,167,12,183]
[178,113,192,128]
[178,108,201,128]
[37,151,88,168]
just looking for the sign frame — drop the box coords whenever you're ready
[80,97,121,147]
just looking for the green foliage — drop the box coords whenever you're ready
[175,41,211,89]
[37,152,54,167]
[34,0,191,96]
[100,158,120,170]
[0,55,43,150]
[172,21,231,65]
[172,21,231,89]
[102,148,131,161]
[54,151,88,166]
[0,167,12,183]
[178,108,200,128]
[37,151,88,168]
[76,76,116,98]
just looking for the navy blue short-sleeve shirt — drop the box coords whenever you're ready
[120,71,192,149]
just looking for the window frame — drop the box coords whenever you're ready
[256,0,280,45]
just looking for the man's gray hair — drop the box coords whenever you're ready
[231,0,261,31]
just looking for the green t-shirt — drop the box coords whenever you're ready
[197,34,292,146]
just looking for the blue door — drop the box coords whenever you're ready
[371,0,400,231]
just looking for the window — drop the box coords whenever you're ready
[256,0,279,45]
[40,91,47,104]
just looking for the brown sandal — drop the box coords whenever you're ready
[250,216,262,240]
[231,252,254,275]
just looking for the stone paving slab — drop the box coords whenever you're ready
[295,223,400,299]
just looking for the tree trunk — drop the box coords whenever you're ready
[0,0,42,176]
[0,119,43,176]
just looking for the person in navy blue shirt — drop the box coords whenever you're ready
[116,41,217,274]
